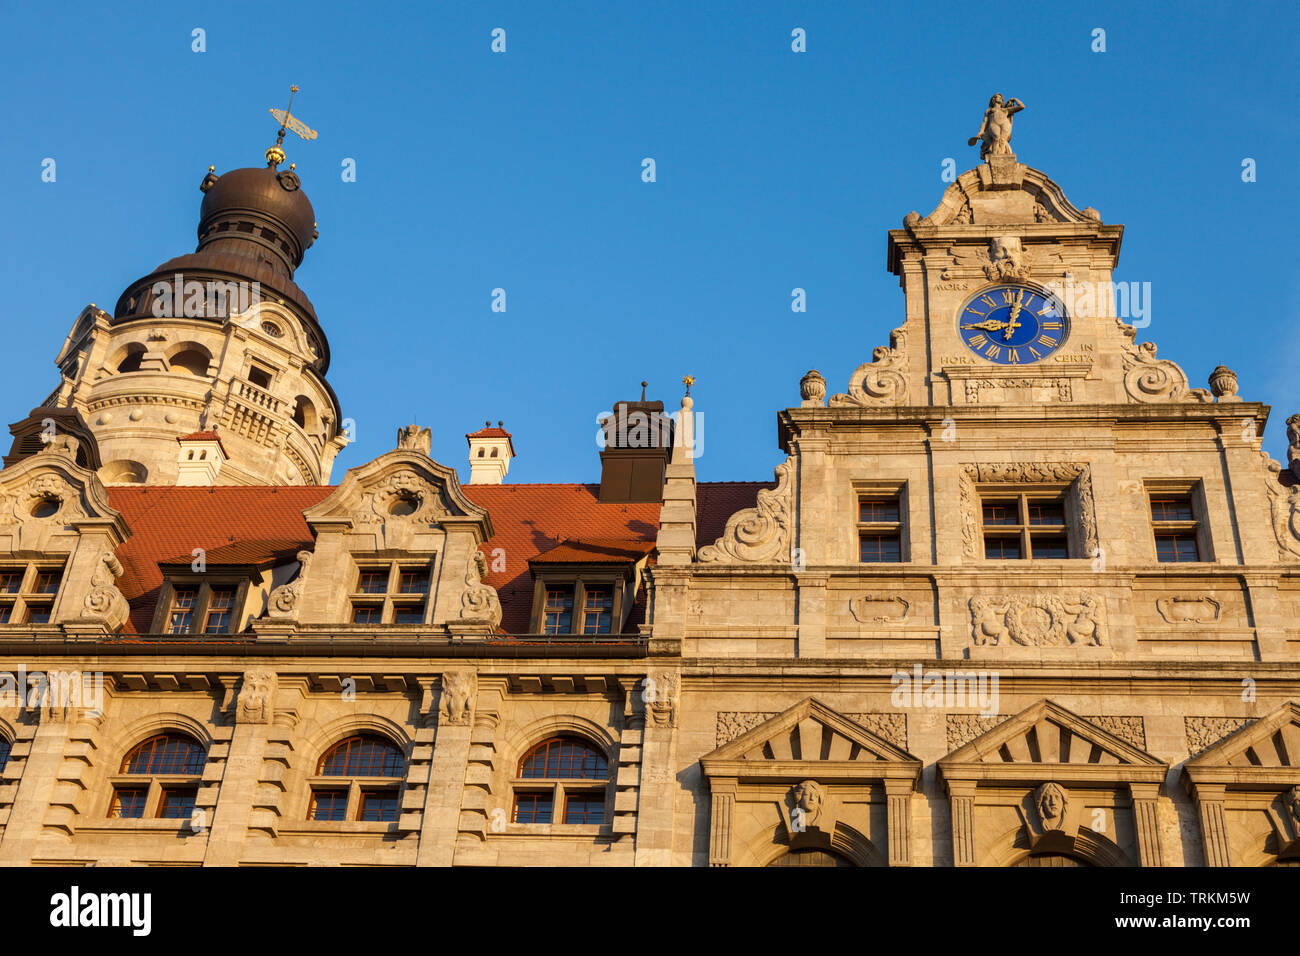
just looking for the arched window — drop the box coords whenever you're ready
[0,736,10,772]
[309,734,405,822]
[512,736,609,825]
[768,847,853,867]
[168,346,211,376]
[109,733,206,820]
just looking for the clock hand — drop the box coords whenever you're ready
[962,320,1009,332]
[1003,290,1026,339]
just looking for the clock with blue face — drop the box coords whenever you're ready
[958,284,1068,364]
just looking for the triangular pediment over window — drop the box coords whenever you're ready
[939,699,1166,788]
[701,697,921,783]
[1183,701,1300,784]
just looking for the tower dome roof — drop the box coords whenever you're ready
[197,164,317,275]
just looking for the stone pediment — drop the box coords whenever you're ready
[0,442,129,551]
[701,697,920,783]
[915,164,1102,229]
[303,445,493,543]
[939,700,1166,787]
[1183,701,1300,781]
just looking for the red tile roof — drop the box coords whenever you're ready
[530,538,657,564]
[108,486,328,634]
[102,478,763,636]
[462,484,660,634]
[176,430,229,456]
[466,427,513,440]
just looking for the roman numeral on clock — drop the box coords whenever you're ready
[968,334,988,348]
[1037,334,1057,347]
[1001,289,1016,304]
[984,343,1001,359]
[979,295,997,309]
[1042,321,1062,330]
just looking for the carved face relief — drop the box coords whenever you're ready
[791,780,826,826]
[1034,782,1068,832]
[237,670,276,724]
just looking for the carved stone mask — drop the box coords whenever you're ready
[792,780,825,824]
[1285,786,1300,826]
[1034,782,1068,831]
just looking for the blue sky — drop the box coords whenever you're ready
[1,0,1297,483]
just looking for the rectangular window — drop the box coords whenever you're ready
[203,587,235,634]
[858,492,904,563]
[24,604,51,625]
[513,792,554,824]
[356,569,388,594]
[397,568,428,594]
[168,588,197,634]
[352,605,382,625]
[1150,493,1202,563]
[544,589,574,635]
[984,536,1022,560]
[358,789,400,822]
[392,603,425,625]
[0,604,11,624]
[310,789,348,822]
[981,493,1070,560]
[563,792,606,824]
[33,569,62,594]
[157,788,197,819]
[582,588,612,634]
[110,787,148,819]
[0,569,22,594]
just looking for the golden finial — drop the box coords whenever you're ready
[682,375,695,395]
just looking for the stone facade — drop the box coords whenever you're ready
[1,120,1298,868]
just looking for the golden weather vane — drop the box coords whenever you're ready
[265,85,317,166]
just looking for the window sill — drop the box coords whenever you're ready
[279,820,398,835]
[84,819,205,833]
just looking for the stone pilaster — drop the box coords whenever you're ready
[1190,783,1231,867]
[947,780,977,866]
[795,574,827,658]
[416,672,483,866]
[0,710,72,863]
[633,668,680,866]
[885,778,913,866]
[1129,782,1164,867]
[708,781,736,866]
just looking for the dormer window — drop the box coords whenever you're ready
[527,540,652,637]
[349,560,433,626]
[153,578,248,635]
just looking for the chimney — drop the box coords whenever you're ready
[467,421,515,484]
[598,381,674,503]
[176,430,228,486]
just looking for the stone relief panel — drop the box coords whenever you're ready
[1184,717,1251,757]
[969,593,1105,646]
[849,595,910,624]
[716,711,907,750]
[946,713,1145,751]
[962,378,1074,405]
[698,458,795,564]
[828,326,909,406]
[1154,596,1221,624]
[958,462,1097,559]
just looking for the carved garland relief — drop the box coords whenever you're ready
[970,593,1105,646]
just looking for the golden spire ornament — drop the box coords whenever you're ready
[266,85,318,167]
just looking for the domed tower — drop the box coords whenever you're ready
[12,98,349,486]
